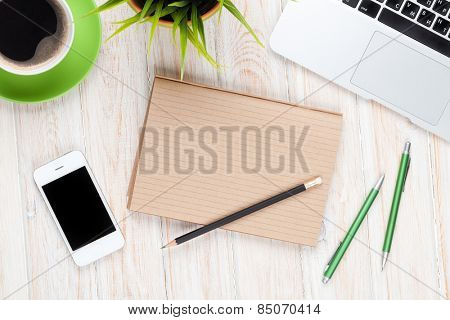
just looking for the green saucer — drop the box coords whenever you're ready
[0,0,101,103]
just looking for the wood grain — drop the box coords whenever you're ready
[0,103,28,299]
[0,0,448,299]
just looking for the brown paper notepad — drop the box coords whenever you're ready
[128,76,342,246]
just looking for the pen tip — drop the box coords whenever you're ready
[382,252,388,270]
[374,174,385,190]
[322,277,330,284]
[404,142,411,153]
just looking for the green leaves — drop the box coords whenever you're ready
[140,0,154,20]
[191,5,199,45]
[222,0,264,47]
[179,16,188,79]
[171,6,190,42]
[190,3,205,53]
[89,0,264,79]
[106,13,141,41]
[84,0,126,17]
[168,1,191,7]
[148,0,165,51]
[197,12,206,48]
[187,27,218,68]
[218,0,225,21]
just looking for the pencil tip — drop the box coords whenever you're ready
[322,277,330,284]
[161,240,176,249]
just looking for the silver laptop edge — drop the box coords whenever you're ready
[270,0,450,140]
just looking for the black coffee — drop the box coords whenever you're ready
[0,0,57,61]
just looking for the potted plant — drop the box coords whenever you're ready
[89,0,263,78]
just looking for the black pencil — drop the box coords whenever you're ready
[161,176,322,249]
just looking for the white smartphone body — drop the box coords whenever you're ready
[33,151,124,267]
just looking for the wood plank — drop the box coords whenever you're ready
[429,136,450,299]
[211,0,308,299]
[12,89,98,299]
[285,66,375,298]
[149,9,235,300]
[0,103,28,299]
[77,5,167,299]
[358,101,443,299]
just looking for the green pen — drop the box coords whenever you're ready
[382,142,411,270]
[322,175,385,284]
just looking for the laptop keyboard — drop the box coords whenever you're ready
[341,0,450,57]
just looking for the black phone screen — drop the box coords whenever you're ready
[42,167,116,251]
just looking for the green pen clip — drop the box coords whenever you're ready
[325,241,342,268]
[402,153,411,193]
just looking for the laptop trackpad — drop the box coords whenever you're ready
[351,32,450,125]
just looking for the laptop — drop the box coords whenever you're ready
[270,0,450,140]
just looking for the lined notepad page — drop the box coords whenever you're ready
[128,77,342,246]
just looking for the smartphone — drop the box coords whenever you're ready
[34,151,124,266]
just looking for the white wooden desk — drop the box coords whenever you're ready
[1,0,449,299]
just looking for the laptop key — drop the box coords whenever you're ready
[359,0,381,18]
[378,8,450,57]
[433,17,450,35]
[402,1,421,19]
[386,0,405,11]
[343,0,361,8]
[432,0,450,16]
[418,8,436,27]
[417,0,435,7]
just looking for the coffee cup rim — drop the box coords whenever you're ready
[0,0,75,76]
